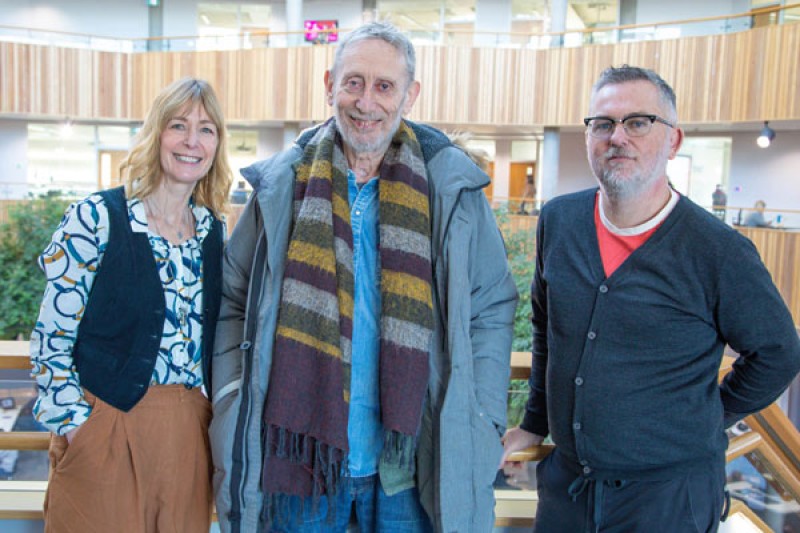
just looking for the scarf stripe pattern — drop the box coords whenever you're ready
[261,119,433,519]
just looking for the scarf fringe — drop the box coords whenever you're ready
[381,430,417,471]
[262,425,345,527]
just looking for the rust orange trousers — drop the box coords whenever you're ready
[44,385,213,533]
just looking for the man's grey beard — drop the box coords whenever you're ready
[599,171,642,201]
[595,145,669,201]
[333,97,406,156]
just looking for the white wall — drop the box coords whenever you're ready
[161,0,291,41]
[302,0,363,33]
[474,0,512,46]
[554,131,595,198]
[0,0,148,37]
[162,0,200,39]
[257,126,285,159]
[728,130,800,228]
[634,0,752,36]
[635,0,749,22]
[0,121,30,199]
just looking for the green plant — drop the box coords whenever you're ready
[0,193,70,340]
[496,207,536,428]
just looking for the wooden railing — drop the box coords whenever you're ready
[0,343,546,523]
[3,343,798,527]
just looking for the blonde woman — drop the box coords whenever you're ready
[30,77,232,532]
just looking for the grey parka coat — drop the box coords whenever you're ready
[209,122,518,533]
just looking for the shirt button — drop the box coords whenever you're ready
[573,422,581,430]
[575,377,584,386]
[587,331,597,340]
[599,285,608,293]
[355,210,361,216]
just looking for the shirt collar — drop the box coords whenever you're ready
[128,197,213,245]
[597,188,679,236]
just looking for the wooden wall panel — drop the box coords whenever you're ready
[738,227,800,324]
[1,23,799,125]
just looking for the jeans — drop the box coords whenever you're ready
[269,474,433,533]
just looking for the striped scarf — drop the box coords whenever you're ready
[261,118,433,516]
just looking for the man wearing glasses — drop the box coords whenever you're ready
[501,65,800,531]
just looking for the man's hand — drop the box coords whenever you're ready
[499,426,544,469]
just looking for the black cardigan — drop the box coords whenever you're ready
[522,188,800,480]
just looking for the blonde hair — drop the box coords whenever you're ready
[120,77,233,217]
[447,131,491,172]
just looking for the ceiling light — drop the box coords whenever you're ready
[756,121,775,148]
[60,118,73,138]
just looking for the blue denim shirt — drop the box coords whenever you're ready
[346,170,383,477]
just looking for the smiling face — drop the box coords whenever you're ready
[587,80,683,200]
[159,102,219,189]
[325,38,420,159]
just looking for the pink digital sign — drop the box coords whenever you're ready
[304,20,339,44]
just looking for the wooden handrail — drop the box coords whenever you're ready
[746,404,800,476]
[507,444,554,463]
[1,345,799,524]
[0,340,30,370]
[726,500,772,532]
[726,431,763,461]
[0,432,49,451]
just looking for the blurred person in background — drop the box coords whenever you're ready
[743,200,772,227]
[712,184,727,221]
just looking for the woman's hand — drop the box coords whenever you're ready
[64,427,79,445]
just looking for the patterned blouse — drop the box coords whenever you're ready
[29,193,218,435]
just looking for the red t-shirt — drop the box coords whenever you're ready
[595,198,660,277]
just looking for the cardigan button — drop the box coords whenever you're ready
[587,331,596,340]
[599,285,608,293]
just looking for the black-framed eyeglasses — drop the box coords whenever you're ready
[583,114,675,139]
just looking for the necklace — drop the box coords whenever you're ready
[143,197,193,330]
[144,197,194,244]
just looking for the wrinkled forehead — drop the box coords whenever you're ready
[334,38,410,83]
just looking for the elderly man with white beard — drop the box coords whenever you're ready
[501,65,800,532]
[210,21,518,533]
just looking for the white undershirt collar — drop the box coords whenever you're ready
[598,188,679,236]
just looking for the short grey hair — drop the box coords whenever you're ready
[592,65,678,121]
[331,21,416,86]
